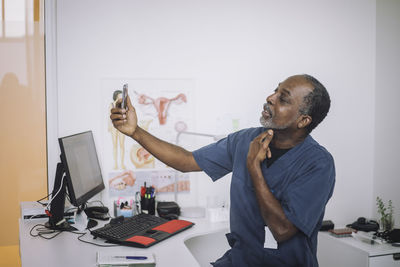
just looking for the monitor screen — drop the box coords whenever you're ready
[59,131,105,207]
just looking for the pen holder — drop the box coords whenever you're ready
[141,195,156,215]
[139,185,156,215]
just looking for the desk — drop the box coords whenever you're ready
[19,214,229,267]
[317,231,400,267]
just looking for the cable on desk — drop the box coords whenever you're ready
[30,197,119,246]
[29,222,120,247]
[76,231,119,247]
[29,224,64,240]
[70,223,119,247]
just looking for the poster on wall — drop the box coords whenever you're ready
[102,79,195,203]
[108,169,190,197]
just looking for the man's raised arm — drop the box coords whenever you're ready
[110,95,201,172]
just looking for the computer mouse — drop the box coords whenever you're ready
[87,219,98,229]
[110,216,125,225]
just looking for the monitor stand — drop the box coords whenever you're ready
[45,162,77,231]
[44,220,77,231]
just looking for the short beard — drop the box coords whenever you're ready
[260,116,287,130]
[259,114,299,130]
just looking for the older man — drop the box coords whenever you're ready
[110,74,335,267]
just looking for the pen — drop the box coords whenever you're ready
[113,256,148,260]
[141,186,145,197]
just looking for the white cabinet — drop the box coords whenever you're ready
[369,254,400,267]
[317,232,400,267]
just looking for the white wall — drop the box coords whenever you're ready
[47,0,377,225]
[374,0,400,227]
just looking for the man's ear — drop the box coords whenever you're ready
[297,115,312,129]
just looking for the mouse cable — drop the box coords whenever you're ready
[29,223,118,247]
[74,226,119,247]
[76,232,119,247]
[29,224,63,240]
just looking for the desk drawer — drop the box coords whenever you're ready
[369,253,400,267]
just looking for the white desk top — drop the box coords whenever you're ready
[319,231,400,257]
[19,214,229,267]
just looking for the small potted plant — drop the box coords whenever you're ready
[376,196,394,231]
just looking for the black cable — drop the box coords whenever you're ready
[38,231,64,240]
[76,231,119,247]
[71,226,119,247]
[29,224,63,240]
[36,174,66,208]
[29,222,119,247]
[36,193,52,206]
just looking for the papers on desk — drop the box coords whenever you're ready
[96,252,156,266]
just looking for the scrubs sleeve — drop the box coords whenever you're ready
[192,136,233,181]
[282,155,335,237]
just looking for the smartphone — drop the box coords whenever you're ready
[121,84,128,109]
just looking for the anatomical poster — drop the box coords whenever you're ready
[101,79,195,196]
[108,169,190,198]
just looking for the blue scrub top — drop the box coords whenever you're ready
[193,127,335,267]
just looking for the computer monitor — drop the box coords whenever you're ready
[46,131,105,230]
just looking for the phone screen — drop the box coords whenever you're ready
[122,84,128,109]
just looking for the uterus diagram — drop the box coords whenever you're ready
[135,91,187,125]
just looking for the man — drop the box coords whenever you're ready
[110,74,335,266]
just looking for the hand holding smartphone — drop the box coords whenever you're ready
[121,84,128,109]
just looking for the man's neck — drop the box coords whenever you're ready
[270,129,308,149]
